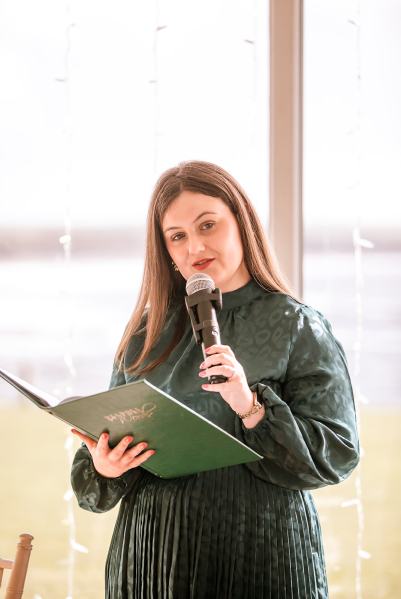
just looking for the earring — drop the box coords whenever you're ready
[171,261,179,272]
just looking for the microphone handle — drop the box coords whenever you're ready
[201,342,227,384]
[198,302,227,385]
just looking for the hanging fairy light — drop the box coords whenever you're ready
[340,3,373,598]
[56,3,87,598]
[63,436,88,599]
[149,0,167,178]
[351,223,374,599]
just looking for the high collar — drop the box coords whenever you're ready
[220,278,268,310]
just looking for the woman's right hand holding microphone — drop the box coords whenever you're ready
[71,429,155,478]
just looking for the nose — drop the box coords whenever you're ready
[187,233,206,256]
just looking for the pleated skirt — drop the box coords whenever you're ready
[105,467,328,599]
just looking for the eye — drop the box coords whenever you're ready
[200,221,215,231]
[170,232,185,242]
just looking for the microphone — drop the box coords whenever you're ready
[185,273,228,384]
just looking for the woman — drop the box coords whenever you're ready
[71,160,359,598]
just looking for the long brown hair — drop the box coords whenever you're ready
[116,160,294,374]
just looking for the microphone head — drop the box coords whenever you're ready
[186,273,215,296]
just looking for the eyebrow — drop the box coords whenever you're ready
[163,211,217,233]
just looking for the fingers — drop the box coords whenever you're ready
[72,429,155,478]
[199,363,235,380]
[125,447,155,468]
[200,345,241,382]
[124,441,156,467]
[201,345,236,371]
[201,386,220,393]
[71,429,154,464]
[98,434,155,466]
[71,428,97,451]
[107,434,135,462]
[205,344,235,357]
[70,429,112,455]
[200,346,248,396]
[200,353,235,369]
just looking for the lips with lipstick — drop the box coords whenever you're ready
[192,258,215,271]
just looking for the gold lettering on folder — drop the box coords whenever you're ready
[104,402,157,424]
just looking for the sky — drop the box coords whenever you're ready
[0,0,400,230]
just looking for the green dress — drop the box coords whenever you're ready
[71,279,359,599]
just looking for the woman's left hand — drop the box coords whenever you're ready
[199,344,254,415]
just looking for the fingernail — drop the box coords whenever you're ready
[199,370,206,377]
[200,362,205,368]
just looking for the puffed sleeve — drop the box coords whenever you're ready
[71,362,142,513]
[235,305,360,490]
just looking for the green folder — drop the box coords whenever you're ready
[0,368,262,478]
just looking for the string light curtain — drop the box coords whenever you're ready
[0,1,268,597]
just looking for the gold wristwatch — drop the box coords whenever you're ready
[236,392,263,420]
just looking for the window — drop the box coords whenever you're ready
[304,1,401,596]
[0,2,269,596]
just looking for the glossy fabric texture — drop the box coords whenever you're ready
[71,280,359,598]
